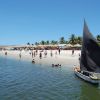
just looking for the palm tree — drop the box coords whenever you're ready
[40,40,45,45]
[51,40,58,45]
[51,40,55,45]
[59,37,65,44]
[35,42,39,45]
[27,42,30,45]
[97,35,100,41]
[76,36,82,44]
[54,41,58,44]
[65,41,68,44]
[69,34,76,45]
[46,40,49,45]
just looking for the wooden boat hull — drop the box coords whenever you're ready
[74,68,99,85]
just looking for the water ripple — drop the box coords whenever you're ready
[0,57,100,100]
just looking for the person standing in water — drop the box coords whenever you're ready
[5,52,7,55]
[19,53,21,58]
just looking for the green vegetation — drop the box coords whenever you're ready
[27,34,100,45]
[59,37,65,44]
[97,35,100,41]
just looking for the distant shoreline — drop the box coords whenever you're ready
[0,44,81,51]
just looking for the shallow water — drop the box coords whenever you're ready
[0,56,100,100]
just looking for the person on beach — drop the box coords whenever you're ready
[58,48,61,54]
[50,50,53,57]
[32,51,33,58]
[44,50,47,58]
[36,50,38,55]
[39,52,42,59]
[72,49,74,55]
[78,53,81,62]
[33,51,36,57]
[29,51,31,55]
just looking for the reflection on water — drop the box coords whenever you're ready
[0,56,100,100]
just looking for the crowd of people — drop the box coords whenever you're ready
[3,49,80,67]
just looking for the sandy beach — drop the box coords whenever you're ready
[0,50,81,67]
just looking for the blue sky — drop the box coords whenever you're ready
[0,0,100,45]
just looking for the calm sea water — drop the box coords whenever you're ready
[0,56,100,100]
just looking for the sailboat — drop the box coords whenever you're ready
[74,20,100,84]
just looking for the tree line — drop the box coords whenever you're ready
[27,34,100,46]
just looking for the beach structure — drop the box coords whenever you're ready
[74,20,100,84]
[0,45,36,50]
[73,44,81,47]
[0,44,81,50]
[57,44,66,49]
[66,44,73,47]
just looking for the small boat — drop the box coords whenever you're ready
[74,67,99,84]
[74,20,100,85]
